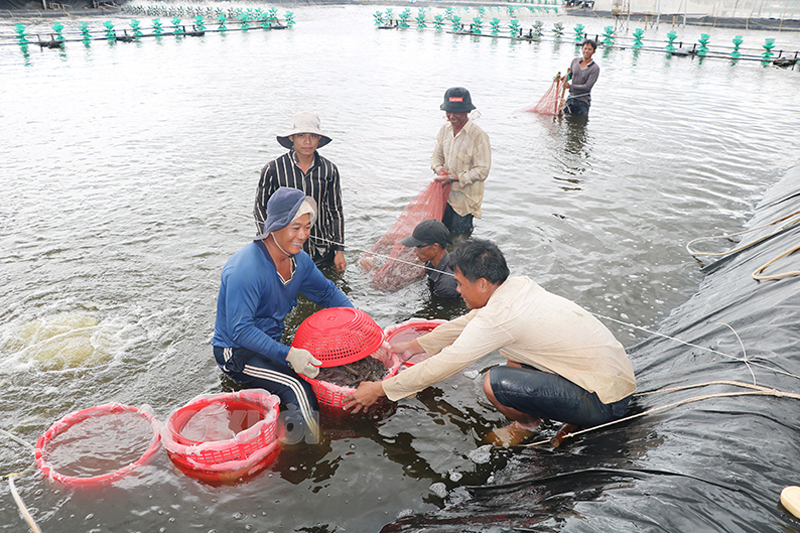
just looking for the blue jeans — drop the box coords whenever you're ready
[489,365,630,427]
[565,97,591,116]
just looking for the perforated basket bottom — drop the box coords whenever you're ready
[292,307,386,368]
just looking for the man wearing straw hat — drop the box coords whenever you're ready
[431,87,491,237]
[254,112,346,271]
[214,187,353,443]
[345,239,635,446]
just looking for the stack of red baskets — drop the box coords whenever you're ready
[292,307,399,411]
[161,389,280,484]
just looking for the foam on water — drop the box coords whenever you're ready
[1,312,122,371]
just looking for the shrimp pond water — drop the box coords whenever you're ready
[1,4,800,532]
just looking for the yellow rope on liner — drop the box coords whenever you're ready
[685,210,800,258]
[752,243,800,281]
[523,380,800,448]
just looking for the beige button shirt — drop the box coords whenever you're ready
[381,277,637,405]
[431,119,491,218]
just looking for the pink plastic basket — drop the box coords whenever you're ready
[35,403,161,486]
[162,390,280,483]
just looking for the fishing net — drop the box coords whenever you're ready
[359,180,451,291]
[527,71,568,116]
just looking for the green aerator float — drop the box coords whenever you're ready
[632,28,644,49]
[152,18,164,37]
[416,8,427,29]
[665,30,677,53]
[731,35,743,58]
[552,22,564,40]
[573,23,585,44]
[696,34,710,56]
[490,18,501,36]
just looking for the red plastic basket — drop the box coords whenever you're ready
[292,307,385,368]
[162,390,280,483]
[301,343,400,412]
[35,403,161,486]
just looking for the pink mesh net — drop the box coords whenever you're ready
[360,180,451,291]
[527,72,568,116]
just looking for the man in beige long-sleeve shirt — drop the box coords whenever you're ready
[431,87,491,236]
[345,239,636,445]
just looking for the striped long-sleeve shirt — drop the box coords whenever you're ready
[254,150,345,261]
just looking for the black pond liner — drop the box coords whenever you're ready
[381,161,800,533]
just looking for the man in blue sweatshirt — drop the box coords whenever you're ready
[212,187,352,442]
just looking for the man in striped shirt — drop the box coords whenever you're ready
[254,112,346,271]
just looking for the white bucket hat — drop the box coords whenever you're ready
[277,112,332,149]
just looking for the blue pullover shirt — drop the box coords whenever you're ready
[211,240,352,366]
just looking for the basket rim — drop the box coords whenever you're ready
[385,319,445,343]
[168,397,270,447]
[162,390,280,469]
[34,403,161,486]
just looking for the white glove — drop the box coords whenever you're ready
[286,348,322,379]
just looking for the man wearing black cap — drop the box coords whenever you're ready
[254,112,346,271]
[431,87,492,237]
[401,219,459,299]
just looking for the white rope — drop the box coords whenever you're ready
[717,322,756,385]
[251,214,456,278]
[309,235,457,278]
[685,210,800,258]
[590,311,800,382]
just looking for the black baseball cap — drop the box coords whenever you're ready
[401,219,451,248]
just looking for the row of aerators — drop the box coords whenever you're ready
[375,6,798,65]
[8,8,294,49]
